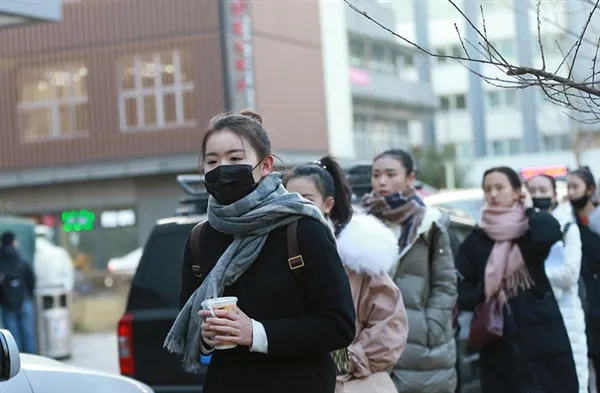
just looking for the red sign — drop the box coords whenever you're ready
[520,165,568,180]
[349,68,370,86]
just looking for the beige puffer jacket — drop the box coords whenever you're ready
[387,207,458,393]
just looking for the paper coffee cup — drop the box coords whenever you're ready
[201,296,238,350]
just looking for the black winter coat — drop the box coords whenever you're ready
[578,222,600,356]
[457,209,578,393]
[179,217,356,393]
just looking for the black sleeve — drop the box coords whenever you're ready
[21,259,36,297]
[261,217,357,357]
[456,234,483,312]
[178,232,197,309]
[526,208,562,250]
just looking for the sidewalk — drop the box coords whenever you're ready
[61,332,119,375]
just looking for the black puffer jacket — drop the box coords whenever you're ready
[457,209,577,393]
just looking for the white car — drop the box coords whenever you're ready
[0,330,153,393]
[107,248,143,276]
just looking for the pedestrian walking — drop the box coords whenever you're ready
[567,167,600,393]
[457,166,577,393]
[361,149,458,393]
[285,156,408,393]
[527,174,588,393]
[0,231,37,354]
[164,110,356,393]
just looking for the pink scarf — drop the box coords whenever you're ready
[480,202,532,303]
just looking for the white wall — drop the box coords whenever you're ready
[319,0,355,159]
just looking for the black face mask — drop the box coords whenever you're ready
[532,197,554,211]
[570,195,590,210]
[204,164,258,205]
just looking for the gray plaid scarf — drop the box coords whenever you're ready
[163,172,329,374]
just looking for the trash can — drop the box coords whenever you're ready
[35,285,72,360]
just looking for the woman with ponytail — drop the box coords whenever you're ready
[285,156,408,393]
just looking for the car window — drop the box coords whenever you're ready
[436,198,483,222]
[127,224,193,310]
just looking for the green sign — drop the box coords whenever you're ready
[61,209,96,232]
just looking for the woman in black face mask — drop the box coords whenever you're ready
[567,167,600,391]
[165,109,356,393]
[527,174,588,393]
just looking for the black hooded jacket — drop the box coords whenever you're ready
[0,245,36,300]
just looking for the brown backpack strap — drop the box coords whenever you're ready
[190,221,206,278]
[287,220,304,270]
[287,220,310,309]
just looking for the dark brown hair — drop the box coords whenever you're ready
[284,156,353,230]
[373,149,415,175]
[569,166,596,192]
[482,166,522,190]
[200,109,271,164]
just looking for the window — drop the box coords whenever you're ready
[485,89,518,108]
[455,142,473,161]
[455,94,467,109]
[505,89,517,106]
[353,116,410,160]
[451,44,463,58]
[543,133,572,152]
[118,49,195,131]
[349,38,366,68]
[508,139,522,154]
[18,63,89,141]
[370,43,388,73]
[497,39,515,59]
[435,47,448,63]
[438,94,469,111]
[486,91,502,107]
[440,96,451,111]
[492,140,506,156]
[490,138,522,156]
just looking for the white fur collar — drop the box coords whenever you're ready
[336,213,399,276]
[416,206,443,236]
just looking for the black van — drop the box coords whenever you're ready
[117,173,480,393]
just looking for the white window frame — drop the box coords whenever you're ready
[118,50,195,132]
[353,116,410,160]
[18,65,89,142]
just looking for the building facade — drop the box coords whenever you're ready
[388,0,600,185]
[0,0,329,269]
[319,1,436,162]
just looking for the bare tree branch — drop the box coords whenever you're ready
[343,0,600,123]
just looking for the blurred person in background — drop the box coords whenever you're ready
[0,231,36,353]
[361,149,457,393]
[527,174,588,393]
[567,167,600,392]
[457,166,577,393]
[34,225,75,292]
[285,156,408,393]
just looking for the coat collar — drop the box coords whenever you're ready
[336,213,399,276]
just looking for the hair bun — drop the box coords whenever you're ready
[239,109,263,124]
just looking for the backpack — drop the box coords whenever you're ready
[187,220,348,372]
[0,261,27,311]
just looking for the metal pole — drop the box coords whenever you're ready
[463,0,488,157]
[413,0,436,147]
[514,0,540,152]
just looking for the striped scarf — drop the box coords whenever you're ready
[361,188,426,250]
